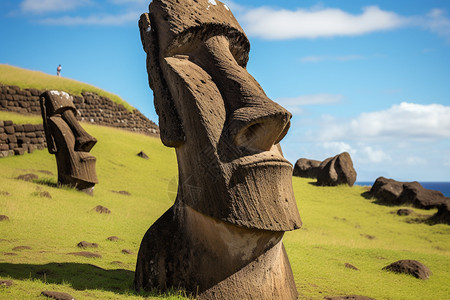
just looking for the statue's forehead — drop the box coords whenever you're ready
[149,0,249,64]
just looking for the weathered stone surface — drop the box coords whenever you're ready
[428,201,450,225]
[41,290,76,300]
[40,91,98,195]
[370,177,448,209]
[77,241,98,248]
[135,1,301,298]
[17,173,38,182]
[94,205,111,214]
[399,182,447,209]
[137,151,149,159]
[344,263,359,270]
[369,177,404,204]
[0,280,14,287]
[293,158,321,178]
[317,152,357,186]
[397,208,414,216]
[383,260,432,279]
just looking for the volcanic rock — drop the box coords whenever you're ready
[428,201,450,225]
[397,208,414,216]
[370,177,404,204]
[317,152,357,186]
[17,173,38,182]
[41,290,76,300]
[107,236,119,241]
[137,151,149,159]
[93,205,111,214]
[121,249,134,255]
[344,263,359,271]
[383,259,432,279]
[12,246,32,251]
[0,280,14,287]
[0,215,9,221]
[77,241,98,248]
[292,158,321,178]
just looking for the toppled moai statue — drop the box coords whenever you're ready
[135,0,302,299]
[40,90,98,195]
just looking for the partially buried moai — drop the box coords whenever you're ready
[40,90,98,195]
[135,0,302,299]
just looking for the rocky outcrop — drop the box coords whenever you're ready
[0,120,46,158]
[428,202,450,225]
[383,260,432,280]
[369,177,448,209]
[293,158,321,178]
[294,152,357,187]
[317,152,357,186]
[0,84,159,136]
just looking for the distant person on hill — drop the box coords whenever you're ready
[57,64,62,76]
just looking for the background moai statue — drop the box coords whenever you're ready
[135,0,302,299]
[40,90,98,195]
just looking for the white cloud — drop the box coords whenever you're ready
[300,55,366,63]
[240,6,409,40]
[360,146,391,163]
[318,102,450,141]
[39,11,139,26]
[420,9,450,41]
[322,141,355,155]
[20,0,91,14]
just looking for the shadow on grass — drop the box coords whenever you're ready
[0,262,190,298]
[0,262,134,294]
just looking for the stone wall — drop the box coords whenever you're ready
[0,120,46,158]
[0,84,159,135]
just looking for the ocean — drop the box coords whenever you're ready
[356,181,450,197]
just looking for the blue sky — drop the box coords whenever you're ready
[1,0,449,182]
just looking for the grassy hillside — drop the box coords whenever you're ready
[0,64,133,111]
[0,114,449,299]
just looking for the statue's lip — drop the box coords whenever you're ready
[233,154,292,168]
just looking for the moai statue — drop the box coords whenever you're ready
[135,0,302,299]
[40,90,98,195]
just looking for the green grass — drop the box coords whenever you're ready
[0,64,133,112]
[0,118,449,299]
[0,111,42,124]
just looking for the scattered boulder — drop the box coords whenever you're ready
[399,182,448,209]
[16,173,38,182]
[12,246,32,251]
[369,177,404,204]
[0,280,14,287]
[428,201,450,225]
[3,252,18,256]
[0,191,10,196]
[0,215,9,221]
[383,260,432,280]
[77,241,98,248]
[38,191,52,198]
[93,205,111,214]
[293,158,321,178]
[137,151,149,159]
[317,152,357,187]
[121,249,134,255]
[41,290,76,300]
[67,251,102,258]
[361,234,376,240]
[107,236,119,242]
[370,177,448,209]
[397,208,414,216]
[325,296,375,300]
[111,190,131,196]
[344,263,359,271]
[111,261,127,267]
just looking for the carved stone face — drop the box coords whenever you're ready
[140,0,301,231]
[40,90,98,194]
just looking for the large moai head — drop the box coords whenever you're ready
[139,0,301,231]
[136,1,302,298]
[40,91,98,195]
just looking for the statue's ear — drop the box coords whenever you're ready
[139,13,185,148]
